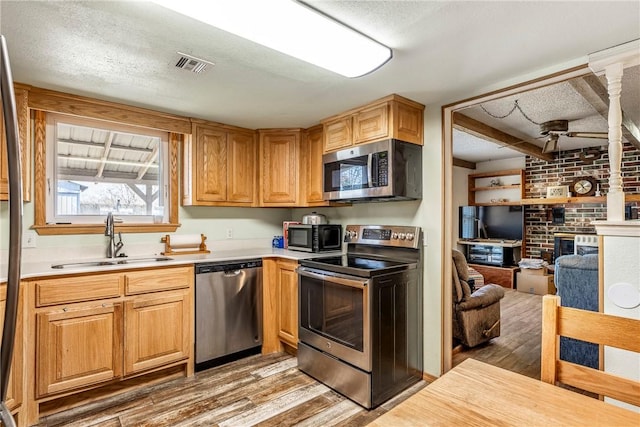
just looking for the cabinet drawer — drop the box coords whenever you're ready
[125,266,193,295]
[35,273,122,307]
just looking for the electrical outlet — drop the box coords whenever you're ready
[226,228,233,239]
[23,230,37,248]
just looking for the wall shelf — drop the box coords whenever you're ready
[468,169,525,206]
[522,193,640,205]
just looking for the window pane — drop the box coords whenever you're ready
[52,117,166,221]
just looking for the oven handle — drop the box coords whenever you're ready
[297,267,368,289]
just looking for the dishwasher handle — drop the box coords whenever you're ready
[195,259,262,274]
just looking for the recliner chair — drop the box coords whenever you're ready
[452,249,505,347]
[554,254,599,369]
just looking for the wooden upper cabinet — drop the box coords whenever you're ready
[194,124,227,202]
[353,103,388,144]
[1,85,31,202]
[393,99,424,144]
[303,125,327,205]
[323,116,352,152]
[228,130,256,203]
[321,94,424,153]
[259,129,301,206]
[183,120,256,206]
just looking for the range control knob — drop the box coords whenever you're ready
[392,232,399,239]
[398,233,406,240]
[346,230,357,239]
[406,233,414,241]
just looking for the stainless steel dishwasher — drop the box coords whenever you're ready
[195,259,262,370]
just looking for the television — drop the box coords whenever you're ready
[459,205,524,241]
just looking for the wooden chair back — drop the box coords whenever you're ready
[541,294,640,407]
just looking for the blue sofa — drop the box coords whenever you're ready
[554,254,599,369]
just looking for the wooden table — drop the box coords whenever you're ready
[368,358,640,426]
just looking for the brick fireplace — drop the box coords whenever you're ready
[523,143,640,258]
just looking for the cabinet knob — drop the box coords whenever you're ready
[62,307,68,312]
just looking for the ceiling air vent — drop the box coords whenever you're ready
[175,52,214,73]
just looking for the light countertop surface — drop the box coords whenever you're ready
[1,248,343,282]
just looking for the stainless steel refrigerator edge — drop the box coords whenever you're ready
[0,34,23,427]
[195,260,263,370]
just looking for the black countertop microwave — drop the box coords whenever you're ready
[322,139,422,202]
[287,224,342,253]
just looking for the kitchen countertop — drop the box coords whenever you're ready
[1,248,343,282]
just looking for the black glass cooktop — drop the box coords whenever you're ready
[306,256,406,270]
[300,255,415,277]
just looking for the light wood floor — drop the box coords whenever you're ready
[37,353,427,427]
[452,289,543,379]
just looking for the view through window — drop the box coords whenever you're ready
[46,114,168,223]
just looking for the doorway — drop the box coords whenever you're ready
[441,64,595,374]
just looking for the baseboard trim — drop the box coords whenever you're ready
[422,372,438,383]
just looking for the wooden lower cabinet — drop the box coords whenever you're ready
[262,258,299,353]
[36,302,123,397]
[124,289,190,375]
[276,259,299,348]
[27,266,194,425]
[0,283,23,414]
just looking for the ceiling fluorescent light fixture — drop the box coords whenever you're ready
[153,0,392,78]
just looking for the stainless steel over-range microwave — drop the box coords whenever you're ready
[322,139,422,202]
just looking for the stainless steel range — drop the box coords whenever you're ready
[297,224,423,409]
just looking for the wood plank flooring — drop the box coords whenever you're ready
[452,289,543,379]
[37,353,427,427]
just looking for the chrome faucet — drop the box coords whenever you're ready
[105,212,124,258]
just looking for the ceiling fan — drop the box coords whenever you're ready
[539,120,608,153]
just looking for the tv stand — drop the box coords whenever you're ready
[457,239,522,267]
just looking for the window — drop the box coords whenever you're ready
[45,114,168,224]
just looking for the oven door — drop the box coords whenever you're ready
[298,267,371,372]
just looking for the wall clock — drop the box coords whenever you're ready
[571,176,598,197]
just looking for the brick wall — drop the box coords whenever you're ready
[524,142,640,258]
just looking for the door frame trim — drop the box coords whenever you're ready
[440,64,592,374]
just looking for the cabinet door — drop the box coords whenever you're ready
[0,87,30,201]
[277,260,299,348]
[394,100,423,145]
[124,290,190,375]
[323,116,352,152]
[260,131,299,206]
[353,104,388,144]
[37,302,123,397]
[228,130,256,203]
[305,125,326,204]
[0,284,22,411]
[194,124,227,202]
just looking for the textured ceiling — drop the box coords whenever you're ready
[454,67,640,162]
[0,1,639,163]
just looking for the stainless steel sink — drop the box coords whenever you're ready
[51,256,173,269]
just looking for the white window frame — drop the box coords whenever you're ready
[45,113,170,225]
